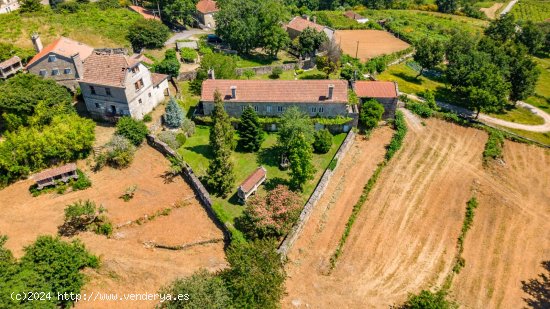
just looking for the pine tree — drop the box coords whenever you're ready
[206,90,236,197]
[238,106,264,152]
[289,133,315,191]
[164,97,184,128]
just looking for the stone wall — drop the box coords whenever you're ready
[277,130,356,258]
[146,134,232,242]
[235,62,300,76]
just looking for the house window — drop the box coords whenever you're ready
[105,88,111,96]
[90,86,96,95]
[277,106,284,112]
[134,79,144,91]
[64,68,71,74]
[52,68,59,76]
[39,69,47,76]
[254,105,259,112]
[311,107,317,113]
[267,106,272,113]
[48,55,57,62]
[95,103,100,108]
[131,66,140,74]
[319,106,324,113]
[139,99,143,104]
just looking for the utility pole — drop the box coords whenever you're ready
[355,41,359,59]
[157,0,161,20]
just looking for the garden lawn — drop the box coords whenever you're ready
[0,6,141,49]
[178,126,346,241]
[234,50,297,68]
[178,81,200,117]
[488,106,545,125]
[248,68,340,80]
[377,62,448,97]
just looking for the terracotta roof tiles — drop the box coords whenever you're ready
[239,167,267,194]
[0,56,21,69]
[354,81,398,98]
[81,52,136,87]
[33,163,77,182]
[196,0,218,14]
[286,16,325,33]
[26,37,93,68]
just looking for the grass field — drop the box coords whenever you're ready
[178,126,346,240]
[0,6,141,49]
[512,0,550,22]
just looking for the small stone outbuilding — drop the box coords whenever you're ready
[237,166,267,203]
[33,163,78,190]
[354,81,399,119]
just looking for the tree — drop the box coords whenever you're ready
[360,99,384,131]
[424,90,438,110]
[238,184,302,239]
[313,129,332,154]
[316,55,339,77]
[289,133,315,191]
[485,13,517,43]
[115,117,148,146]
[164,97,185,128]
[435,0,458,13]
[242,69,255,79]
[206,91,235,197]
[162,0,195,26]
[402,289,458,309]
[277,106,314,152]
[19,0,42,12]
[509,48,540,102]
[190,53,237,94]
[296,27,328,56]
[517,21,545,55]
[127,20,170,51]
[238,106,264,152]
[61,200,111,237]
[156,49,181,77]
[413,37,445,78]
[270,66,283,79]
[101,135,137,168]
[223,239,285,309]
[159,269,232,309]
[181,118,196,136]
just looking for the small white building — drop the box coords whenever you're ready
[0,0,19,14]
[79,51,169,121]
[196,0,219,29]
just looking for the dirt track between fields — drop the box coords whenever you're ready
[284,116,550,308]
[481,3,503,19]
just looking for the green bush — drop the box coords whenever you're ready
[181,118,196,137]
[176,132,187,146]
[127,19,170,50]
[115,116,148,146]
[142,113,153,122]
[104,135,136,168]
[158,130,184,150]
[403,289,458,309]
[156,49,181,77]
[270,67,283,79]
[164,97,185,128]
[72,169,92,191]
[407,101,434,118]
[360,99,384,131]
[299,72,327,79]
[385,111,408,161]
[483,129,504,162]
[96,0,119,9]
[180,47,198,63]
[328,157,338,171]
[313,129,333,154]
[62,200,112,237]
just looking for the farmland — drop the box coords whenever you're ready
[283,116,550,308]
[334,30,410,61]
[512,0,550,22]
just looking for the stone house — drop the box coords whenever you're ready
[343,11,369,24]
[0,56,22,79]
[79,51,169,121]
[196,0,218,29]
[354,81,399,119]
[200,79,350,118]
[286,16,335,40]
[25,35,93,90]
[0,0,19,14]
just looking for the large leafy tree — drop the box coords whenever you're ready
[289,133,315,191]
[360,99,384,131]
[156,49,181,77]
[238,106,264,152]
[413,37,445,78]
[115,117,148,146]
[508,47,540,102]
[296,27,328,57]
[162,0,196,26]
[127,20,170,51]
[313,129,332,154]
[485,13,517,43]
[277,106,314,152]
[435,0,458,13]
[517,21,545,55]
[190,53,237,94]
[164,97,185,128]
[222,239,286,309]
[206,91,236,197]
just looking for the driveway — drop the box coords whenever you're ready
[500,0,519,16]
[404,93,550,133]
[165,29,212,46]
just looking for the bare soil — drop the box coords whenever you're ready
[481,3,504,19]
[0,144,226,308]
[334,30,410,61]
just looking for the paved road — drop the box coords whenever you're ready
[165,29,211,46]
[500,0,519,16]
[404,93,550,133]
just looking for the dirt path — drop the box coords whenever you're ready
[500,0,519,16]
[284,118,488,308]
[481,3,504,19]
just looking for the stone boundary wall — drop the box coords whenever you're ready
[235,62,300,76]
[146,134,232,242]
[277,130,356,258]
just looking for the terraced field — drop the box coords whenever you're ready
[512,0,550,22]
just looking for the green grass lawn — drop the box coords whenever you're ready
[178,81,200,117]
[377,62,450,97]
[234,50,297,68]
[512,0,550,22]
[0,6,141,49]
[178,126,346,240]
[488,106,545,125]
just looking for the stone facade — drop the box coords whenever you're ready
[361,97,398,119]
[198,12,216,28]
[202,101,350,118]
[26,53,83,90]
[80,62,169,120]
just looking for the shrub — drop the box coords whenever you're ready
[127,19,170,50]
[313,129,333,154]
[270,67,284,79]
[385,111,407,161]
[164,97,185,128]
[156,49,181,77]
[403,289,458,309]
[158,130,184,150]
[72,169,92,191]
[360,99,384,131]
[55,1,81,13]
[181,118,196,137]
[483,129,504,162]
[407,101,433,118]
[295,68,304,75]
[299,72,328,79]
[61,200,112,237]
[120,185,137,202]
[180,47,197,63]
[104,135,136,168]
[142,113,153,122]
[242,69,255,79]
[176,132,187,146]
[115,117,148,146]
[328,157,338,171]
[96,0,119,9]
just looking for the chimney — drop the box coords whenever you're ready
[328,84,334,100]
[230,86,237,99]
[303,14,309,21]
[31,33,43,53]
[208,69,215,80]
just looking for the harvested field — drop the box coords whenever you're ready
[0,144,226,308]
[334,30,410,61]
[481,3,504,19]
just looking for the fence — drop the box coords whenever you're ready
[146,134,232,242]
[277,130,356,258]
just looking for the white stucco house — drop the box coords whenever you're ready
[79,51,169,121]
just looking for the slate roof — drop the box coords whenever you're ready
[0,56,21,69]
[201,79,349,103]
[34,163,77,182]
[81,52,139,87]
[26,37,93,68]
[286,16,325,33]
[239,167,267,194]
[354,81,398,98]
[196,0,218,14]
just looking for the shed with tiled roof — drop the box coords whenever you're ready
[238,166,267,202]
[354,81,399,119]
[196,0,218,29]
[33,163,78,190]
[286,16,334,40]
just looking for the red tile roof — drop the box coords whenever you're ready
[33,163,77,182]
[201,79,349,103]
[354,81,398,98]
[286,16,325,33]
[26,37,93,68]
[130,53,154,65]
[0,56,21,69]
[344,11,364,20]
[151,72,168,86]
[129,5,160,20]
[196,0,218,14]
[239,166,267,194]
[81,52,139,87]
